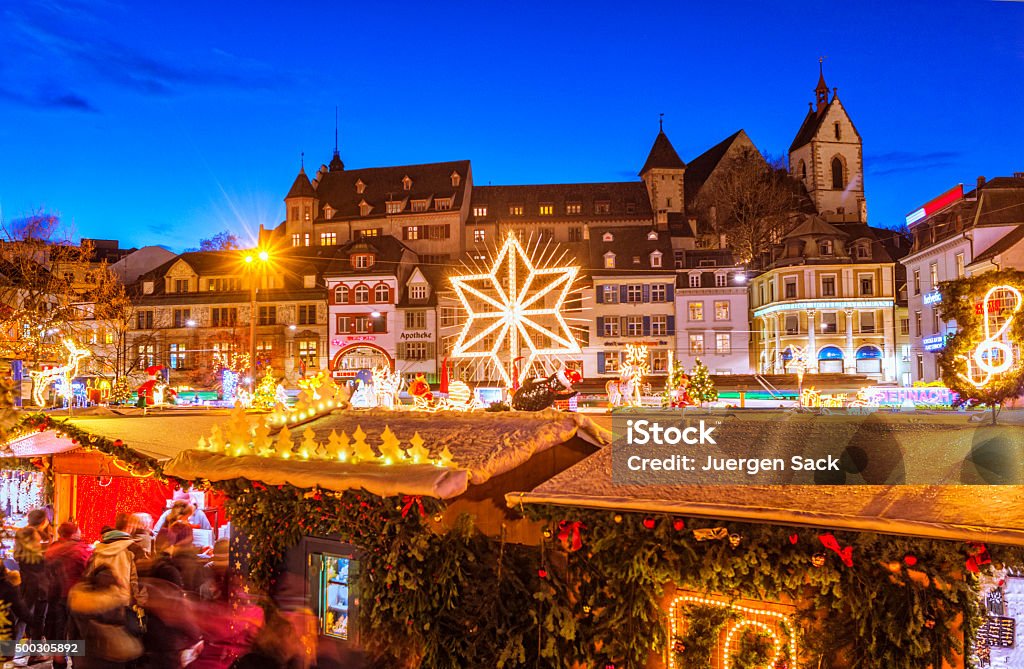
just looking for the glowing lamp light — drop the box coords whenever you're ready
[258,250,269,262]
[449,232,581,387]
[244,255,254,264]
[370,311,382,318]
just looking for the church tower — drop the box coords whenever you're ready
[788,62,866,222]
[640,120,686,227]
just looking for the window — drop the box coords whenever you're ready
[405,310,427,329]
[674,251,684,269]
[626,285,642,303]
[401,342,430,360]
[651,284,667,302]
[353,255,374,269]
[689,273,700,288]
[604,253,616,269]
[568,227,583,242]
[604,352,621,373]
[626,201,637,214]
[208,278,241,292]
[211,341,235,366]
[355,285,369,303]
[715,301,730,321]
[473,206,488,217]
[650,252,662,268]
[136,310,154,329]
[955,253,965,278]
[403,176,412,190]
[820,239,834,255]
[410,284,428,300]
[420,254,450,265]
[689,334,705,355]
[566,203,582,215]
[384,201,402,214]
[257,306,276,325]
[404,226,421,241]
[784,279,797,299]
[320,232,337,246]
[834,122,841,140]
[334,285,349,303]
[173,309,191,328]
[137,344,156,368]
[355,228,380,239]
[651,349,668,373]
[699,260,717,267]
[933,309,940,333]
[860,276,874,296]
[914,310,922,337]
[299,304,317,325]
[821,276,836,297]
[374,284,390,303]
[255,340,272,363]
[291,206,299,221]
[715,273,727,287]
[602,318,619,337]
[355,316,371,333]
[474,229,486,243]
[539,203,554,215]
[689,302,704,321]
[440,307,458,327]
[799,160,807,180]
[716,333,731,354]
[304,233,311,246]
[323,205,334,220]
[913,269,921,295]
[626,316,643,337]
[856,242,870,259]
[785,314,799,335]
[899,317,910,336]
[632,256,641,265]
[651,315,667,336]
[601,285,618,304]
[174,279,190,293]
[355,179,365,194]
[929,263,938,288]
[292,233,301,247]
[595,201,611,214]
[434,198,452,211]
[336,316,351,334]
[211,308,238,327]
[509,205,524,216]
[298,340,318,366]
[860,311,875,334]
[169,343,187,370]
[821,312,838,333]
[831,157,844,190]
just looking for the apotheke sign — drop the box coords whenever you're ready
[400,331,434,341]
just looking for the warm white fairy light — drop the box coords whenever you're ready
[960,284,1023,388]
[449,232,581,388]
[667,594,798,669]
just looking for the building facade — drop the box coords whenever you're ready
[674,250,751,375]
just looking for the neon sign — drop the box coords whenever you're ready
[922,291,942,305]
[906,184,963,226]
[753,299,893,318]
[922,335,946,352]
[959,284,1023,388]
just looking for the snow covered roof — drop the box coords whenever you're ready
[507,446,1024,546]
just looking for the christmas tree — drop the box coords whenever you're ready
[109,377,132,405]
[688,358,718,406]
[661,360,690,407]
[252,367,278,410]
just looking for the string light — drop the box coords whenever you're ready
[667,594,798,669]
[449,232,581,388]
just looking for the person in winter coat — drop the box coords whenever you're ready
[45,522,93,660]
[14,508,52,640]
[68,566,142,669]
[0,564,30,635]
[124,513,154,559]
[86,529,141,606]
[166,521,204,595]
[139,574,202,669]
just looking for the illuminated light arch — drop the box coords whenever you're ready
[449,232,581,387]
[331,343,394,375]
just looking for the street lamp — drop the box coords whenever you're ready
[244,248,272,385]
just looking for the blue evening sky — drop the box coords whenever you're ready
[1,1,1022,251]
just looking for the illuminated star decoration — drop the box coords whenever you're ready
[449,232,581,388]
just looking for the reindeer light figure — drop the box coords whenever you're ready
[606,344,649,408]
[373,367,404,410]
[30,339,91,408]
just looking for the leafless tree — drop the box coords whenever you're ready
[693,148,806,263]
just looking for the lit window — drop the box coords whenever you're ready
[404,226,420,240]
[169,343,187,370]
[297,340,318,366]
[451,172,460,187]
[292,233,300,247]
[410,284,428,300]
[403,176,412,191]
[602,319,619,337]
[539,204,554,215]
[374,284,390,303]
[355,286,369,303]
[602,285,618,303]
[473,206,488,217]
[474,229,486,243]
[355,179,365,194]
[509,205,524,216]
[715,301,730,321]
[604,352,621,372]
[689,334,705,355]
[929,263,938,288]
[320,232,337,246]
[716,333,731,354]
[604,252,615,269]
[689,302,704,321]
[566,203,582,215]
[386,201,403,214]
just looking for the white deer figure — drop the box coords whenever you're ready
[30,339,91,407]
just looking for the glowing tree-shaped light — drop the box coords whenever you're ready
[449,232,581,387]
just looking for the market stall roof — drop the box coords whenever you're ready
[163,409,611,499]
[506,447,1024,547]
[1,430,78,458]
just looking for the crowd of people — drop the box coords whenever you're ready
[0,498,314,669]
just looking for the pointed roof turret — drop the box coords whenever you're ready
[286,165,316,199]
[329,107,345,171]
[815,58,830,113]
[639,129,686,176]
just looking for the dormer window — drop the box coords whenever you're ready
[410,284,428,300]
[402,175,412,191]
[386,201,403,214]
[632,256,641,265]
[626,201,637,214]
[323,204,335,220]
[647,230,658,241]
[509,204,524,216]
[602,232,614,242]
[352,254,375,269]
[856,242,870,259]
[603,252,616,269]
[359,199,372,217]
[412,199,429,212]
[473,206,487,217]
[566,202,582,215]
[539,203,554,216]
[820,239,834,255]
[435,198,452,211]
[650,251,663,268]
[450,171,461,187]
[595,201,611,214]
[355,179,366,194]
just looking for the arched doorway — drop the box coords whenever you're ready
[331,344,394,379]
[855,345,883,374]
[818,346,844,374]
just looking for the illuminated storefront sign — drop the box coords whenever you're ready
[866,386,956,406]
[753,300,893,318]
[922,291,942,305]
[906,184,963,226]
[922,335,946,352]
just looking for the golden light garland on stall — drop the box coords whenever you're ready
[667,594,798,669]
[449,232,581,388]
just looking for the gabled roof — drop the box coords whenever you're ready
[971,225,1024,265]
[322,235,414,278]
[784,215,849,240]
[789,107,828,153]
[684,130,749,206]
[470,182,653,223]
[285,168,316,199]
[583,226,675,276]
[639,130,686,175]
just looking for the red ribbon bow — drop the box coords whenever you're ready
[965,542,991,573]
[557,520,585,552]
[818,533,854,567]
[401,495,425,518]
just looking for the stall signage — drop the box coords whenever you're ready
[977,616,1015,648]
[922,335,946,352]
[922,291,942,305]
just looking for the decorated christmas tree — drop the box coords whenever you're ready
[688,358,718,405]
[661,360,690,407]
[109,377,132,404]
[252,367,278,410]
